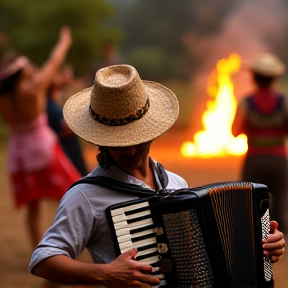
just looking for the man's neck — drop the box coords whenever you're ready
[123,157,157,190]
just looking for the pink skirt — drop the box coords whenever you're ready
[8,114,81,208]
[10,142,81,208]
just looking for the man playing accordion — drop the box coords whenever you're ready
[29,64,285,288]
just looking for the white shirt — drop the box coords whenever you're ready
[29,159,188,272]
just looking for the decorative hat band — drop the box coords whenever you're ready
[89,97,150,126]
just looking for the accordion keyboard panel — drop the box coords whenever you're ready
[109,200,167,286]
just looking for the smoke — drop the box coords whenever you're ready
[218,0,288,59]
[187,0,288,131]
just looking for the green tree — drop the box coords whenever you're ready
[0,0,122,75]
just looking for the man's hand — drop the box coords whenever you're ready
[263,220,285,262]
[104,248,161,288]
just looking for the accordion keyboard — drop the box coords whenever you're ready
[109,201,167,287]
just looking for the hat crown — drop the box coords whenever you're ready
[63,63,179,147]
[90,65,147,119]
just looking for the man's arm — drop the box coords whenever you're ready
[32,249,160,288]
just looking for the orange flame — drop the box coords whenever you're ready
[181,53,248,158]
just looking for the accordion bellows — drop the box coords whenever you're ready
[106,181,273,288]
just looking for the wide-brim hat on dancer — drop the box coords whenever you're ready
[250,52,286,77]
[63,64,179,147]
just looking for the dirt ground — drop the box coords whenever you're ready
[0,127,287,287]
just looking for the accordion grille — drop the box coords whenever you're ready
[163,210,214,287]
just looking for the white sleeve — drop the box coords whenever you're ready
[166,170,188,189]
[29,186,96,272]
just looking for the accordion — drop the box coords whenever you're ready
[106,181,273,288]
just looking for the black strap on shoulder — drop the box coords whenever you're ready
[156,162,169,188]
[69,175,155,197]
[68,162,168,198]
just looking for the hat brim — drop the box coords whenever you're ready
[63,80,179,147]
[241,53,286,77]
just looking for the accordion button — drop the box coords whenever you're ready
[157,243,168,254]
[155,227,164,235]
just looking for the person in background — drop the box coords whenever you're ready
[47,65,88,176]
[0,26,81,249]
[84,40,124,86]
[232,52,288,235]
[29,64,284,287]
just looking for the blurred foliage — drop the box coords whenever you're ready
[0,0,123,76]
[0,0,239,80]
[108,0,236,81]
[113,0,195,81]
[164,80,195,127]
[127,46,191,82]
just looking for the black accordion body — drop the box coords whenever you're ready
[106,182,273,288]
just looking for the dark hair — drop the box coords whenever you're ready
[0,52,23,96]
[96,146,113,169]
[253,72,274,88]
[0,69,23,95]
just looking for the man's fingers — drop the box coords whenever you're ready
[269,220,278,233]
[137,264,152,272]
[129,279,157,288]
[270,255,281,263]
[263,228,284,245]
[120,248,138,259]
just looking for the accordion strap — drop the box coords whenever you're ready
[68,162,169,198]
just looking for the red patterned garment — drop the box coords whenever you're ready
[244,90,288,156]
[7,114,81,208]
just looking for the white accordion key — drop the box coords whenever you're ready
[152,266,160,273]
[110,207,125,217]
[133,237,156,248]
[132,228,155,238]
[115,224,154,237]
[114,220,129,230]
[115,227,130,237]
[137,247,157,257]
[110,201,149,216]
[117,234,132,243]
[119,237,156,250]
[112,210,151,223]
[114,218,153,230]
[154,280,167,287]
[138,255,159,265]
[119,240,133,250]
[121,246,136,253]
[112,213,127,223]
[120,239,156,253]
[156,274,165,280]
[117,229,156,244]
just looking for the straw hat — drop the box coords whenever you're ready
[250,52,286,77]
[63,64,179,147]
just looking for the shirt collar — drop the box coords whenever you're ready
[90,157,163,190]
